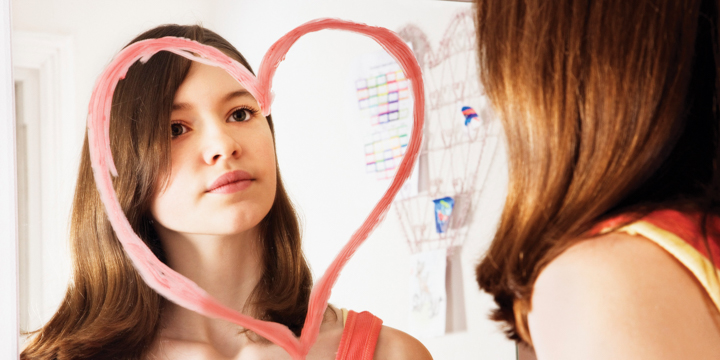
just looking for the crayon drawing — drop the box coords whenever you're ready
[409,248,447,338]
[352,47,419,197]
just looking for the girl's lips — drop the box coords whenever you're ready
[208,179,252,194]
[207,170,254,193]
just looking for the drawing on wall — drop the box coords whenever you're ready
[393,9,500,255]
[409,248,447,338]
[395,10,502,336]
[346,9,499,338]
[351,46,419,198]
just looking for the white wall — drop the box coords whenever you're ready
[12,0,515,358]
[212,1,514,358]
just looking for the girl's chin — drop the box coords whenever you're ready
[152,207,269,237]
[153,221,262,238]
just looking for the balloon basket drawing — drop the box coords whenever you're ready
[394,10,501,257]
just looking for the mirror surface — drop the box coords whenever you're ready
[11,1,514,358]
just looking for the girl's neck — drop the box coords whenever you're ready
[156,227,264,346]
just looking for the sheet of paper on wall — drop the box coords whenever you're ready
[409,248,447,338]
[350,46,419,199]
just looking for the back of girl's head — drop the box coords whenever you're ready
[21,24,311,360]
[474,0,719,344]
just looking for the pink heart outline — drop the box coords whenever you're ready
[87,18,424,360]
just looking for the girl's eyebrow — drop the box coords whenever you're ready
[222,89,253,102]
[171,89,254,111]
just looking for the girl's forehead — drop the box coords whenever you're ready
[173,62,254,108]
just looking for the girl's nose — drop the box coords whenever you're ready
[202,124,241,165]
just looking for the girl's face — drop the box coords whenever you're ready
[150,62,277,238]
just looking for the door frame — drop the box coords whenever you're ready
[1,4,76,354]
[12,29,76,335]
[0,0,20,357]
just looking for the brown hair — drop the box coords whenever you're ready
[21,25,312,359]
[475,0,720,344]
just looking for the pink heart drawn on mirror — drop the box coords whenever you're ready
[87,18,424,360]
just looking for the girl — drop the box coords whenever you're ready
[21,24,431,360]
[474,0,720,359]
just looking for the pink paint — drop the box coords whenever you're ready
[87,18,424,360]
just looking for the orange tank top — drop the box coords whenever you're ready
[335,310,383,360]
[595,209,720,312]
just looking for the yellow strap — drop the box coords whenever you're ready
[341,308,349,328]
[618,221,720,312]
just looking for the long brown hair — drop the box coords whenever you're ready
[475,0,720,344]
[21,25,312,359]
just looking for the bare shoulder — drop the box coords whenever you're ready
[373,325,433,360]
[529,232,720,360]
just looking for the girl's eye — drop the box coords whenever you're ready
[229,108,254,122]
[171,123,188,138]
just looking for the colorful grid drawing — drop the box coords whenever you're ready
[356,69,413,179]
[356,70,411,126]
[364,123,410,180]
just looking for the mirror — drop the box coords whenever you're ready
[11,0,518,358]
